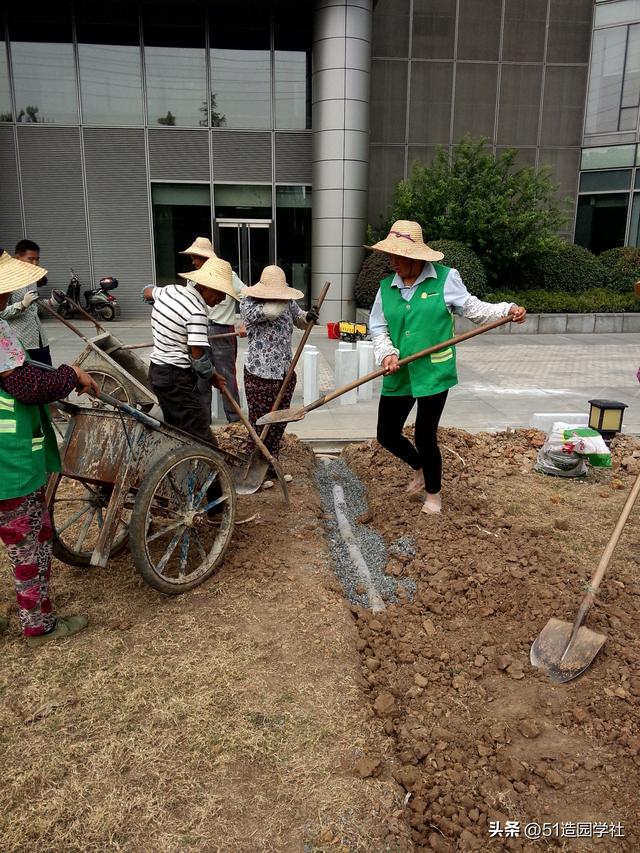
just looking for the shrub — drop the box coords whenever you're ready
[390,137,569,283]
[485,287,640,313]
[598,246,640,294]
[353,251,392,309]
[428,240,488,298]
[518,239,606,293]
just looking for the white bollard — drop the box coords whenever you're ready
[337,341,353,351]
[335,347,359,405]
[303,349,320,405]
[356,341,375,401]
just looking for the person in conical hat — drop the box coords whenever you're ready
[0,249,99,645]
[366,220,526,515]
[143,256,237,443]
[240,265,320,488]
[179,236,246,425]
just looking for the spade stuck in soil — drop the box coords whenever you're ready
[531,470,640,683]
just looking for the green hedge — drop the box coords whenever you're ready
[486,287,640,313]
[598,246,640,294]
[353,239,487,309]
[519,239,607,293]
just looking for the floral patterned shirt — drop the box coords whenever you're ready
[240,297,308,379]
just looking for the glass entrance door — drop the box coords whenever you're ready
[217,220,272,286]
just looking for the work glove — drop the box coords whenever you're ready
[141,287,155,305]
[20,291,39,310]
[305,305,320,325]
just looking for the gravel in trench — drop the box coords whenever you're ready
[315,457,416,609]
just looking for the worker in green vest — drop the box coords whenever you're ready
[0,250,98,645]
[367,220,526,515]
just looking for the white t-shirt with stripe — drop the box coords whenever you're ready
[149,283,210,368]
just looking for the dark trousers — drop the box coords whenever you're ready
[376,390,448,494]
[244,368,297,471]
[149,362,211,443]
[27,344,52,366]
[199,323,240,423]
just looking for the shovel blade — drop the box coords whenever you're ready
[256,406,305,426]
[530,617,606,683]
[232,458,270,495]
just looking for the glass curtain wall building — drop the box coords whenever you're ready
[576,0,640,251]
[0,1,313,317]
[2,1,636,318]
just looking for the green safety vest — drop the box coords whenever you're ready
[0,386,60,500]
[380,264,458,397]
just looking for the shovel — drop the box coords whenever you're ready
[238,281,331,490]
[218,385,289,503]
[257,315,514,426]
[530,469,640,683]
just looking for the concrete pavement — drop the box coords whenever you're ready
[43,317,640,439]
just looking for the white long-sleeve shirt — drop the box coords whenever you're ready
[369,263,514,366]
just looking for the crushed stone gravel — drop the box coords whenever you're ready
[315,457,416,609]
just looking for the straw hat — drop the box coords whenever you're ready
[179,236,216,259]
[243,265,304,301]
[365,220,444,262]
[178,257,238,300]
[0,250,48,295]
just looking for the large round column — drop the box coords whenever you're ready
[312,0,372,322]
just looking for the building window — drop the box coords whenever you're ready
[77,3,143,126]
[575,170,633,253]
[8,6,77,124]
[210,9,271,129]
[585,23,640,135]
[276,186,312,305]
[274,16,311,130]
[143,4,207,128]
[0,41,11,121]
[151,183,211,285]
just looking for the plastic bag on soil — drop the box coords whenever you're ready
[562,427,611,468]
[534,421,589,477]
[534,446,588,477]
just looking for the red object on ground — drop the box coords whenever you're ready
[327,322,340,339]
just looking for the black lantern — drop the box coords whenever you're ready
[588,399,628,445]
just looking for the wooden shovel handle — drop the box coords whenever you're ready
[588,469,640,593]
[258,280,331,442]
[302,314,514,414]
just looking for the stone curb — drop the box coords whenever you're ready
[354,309,640,334]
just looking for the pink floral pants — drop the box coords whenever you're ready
[0,488,55,637]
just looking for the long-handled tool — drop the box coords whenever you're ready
[115,331,242,352]
[219,386,289,504]
[236,281,331,491]
[257,315,514,426]
[530,470,640,683]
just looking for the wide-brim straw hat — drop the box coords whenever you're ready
[243,265,304,301]
[179,236,216,259]
[0,250,48,295]
[178,256,238,300]
[365,220,444,262]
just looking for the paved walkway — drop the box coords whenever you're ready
[44,318,640,438]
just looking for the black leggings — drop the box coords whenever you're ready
[376,390,448,494]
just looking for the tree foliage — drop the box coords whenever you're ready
[519,237,606,293]
[389,137,569,283]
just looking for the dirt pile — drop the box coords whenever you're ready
[343,428,640,852]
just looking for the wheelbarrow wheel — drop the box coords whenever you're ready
[86,371,131,407]
[49,474,130,567]
[129,444,236,595]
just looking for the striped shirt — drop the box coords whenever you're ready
[149,283,210,368]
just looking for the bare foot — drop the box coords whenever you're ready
[421,492,442,514]
[406,469,425,496]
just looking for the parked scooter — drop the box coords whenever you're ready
[51,268,120,321]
